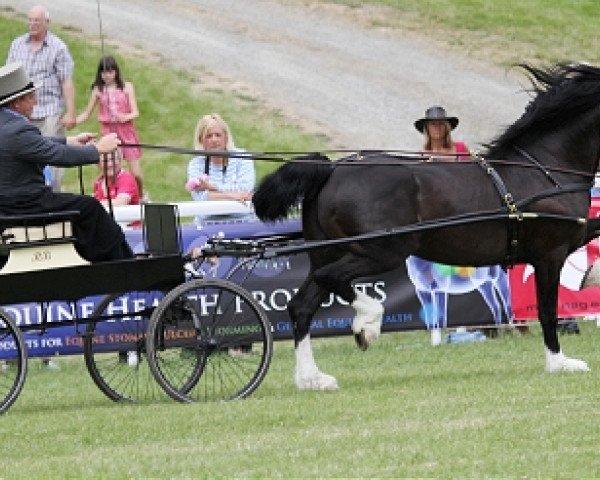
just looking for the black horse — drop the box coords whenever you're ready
[253,63,600,390]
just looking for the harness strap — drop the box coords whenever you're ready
[474,155,518,213]
[474,150,590,265]
[517,184,590,209]
[513,145,562,187]
[473,154,521,264]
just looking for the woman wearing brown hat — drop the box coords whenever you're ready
[414,105,470,160]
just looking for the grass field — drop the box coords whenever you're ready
[2,323,600,477]
[310,0,600,67]
[3,4,600,478]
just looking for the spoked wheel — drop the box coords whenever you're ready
[83,291,168,402]
[0,308,27,414]
[146,278,273,402]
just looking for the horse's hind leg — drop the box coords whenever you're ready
[288,274,338,390]
[313,253,385,350]
[533,260,589,372]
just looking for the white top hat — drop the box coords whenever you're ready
[0,62,41,106]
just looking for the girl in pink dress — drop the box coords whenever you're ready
[77,55,144,196]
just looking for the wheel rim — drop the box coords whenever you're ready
[0,309,27,414]
[83,291,168,402]
[147,279,273,402]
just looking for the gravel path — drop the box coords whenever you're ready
[4,0,529,150]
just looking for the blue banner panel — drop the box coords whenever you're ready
[1,219,511,358]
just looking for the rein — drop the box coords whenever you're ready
[119,141,592,266]
[121,142,596,179]
[513,145,561,186]
[256,211,587,259]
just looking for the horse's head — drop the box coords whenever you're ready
[486,62,600,175]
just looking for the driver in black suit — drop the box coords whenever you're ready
[0,62,133,262]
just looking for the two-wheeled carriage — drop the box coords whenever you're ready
[0,204,274,413]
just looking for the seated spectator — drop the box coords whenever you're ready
[94,147,141,228]
[94,147,139,207]
[414,105,470,160]
[186,113,255,205]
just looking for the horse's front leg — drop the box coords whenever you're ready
[288,276,338,390]
[314,254,385,351]
[351,290,384,350]
[534,260,589,372]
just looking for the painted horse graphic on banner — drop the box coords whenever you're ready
[405,256,512,329]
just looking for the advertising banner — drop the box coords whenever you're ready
[509,199,600,320]
[4,218,512,358]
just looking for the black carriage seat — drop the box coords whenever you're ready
[0,210,87,274]
[143,203,182,255]
[0,207,186,305]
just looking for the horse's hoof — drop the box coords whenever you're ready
[295,372,339,390]
[545,350,590,372]
[354,331,369,351]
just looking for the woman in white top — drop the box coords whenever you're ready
[186,113,255,202]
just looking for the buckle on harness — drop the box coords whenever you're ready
[504,193,518,213]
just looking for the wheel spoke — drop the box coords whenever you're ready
[146,278,272,402]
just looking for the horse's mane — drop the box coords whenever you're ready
[485,62,600,157]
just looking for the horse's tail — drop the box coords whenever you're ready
[253,153,333,221]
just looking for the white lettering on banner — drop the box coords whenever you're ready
[0,339,16,350]
[371,282,387,303]
[234,294,244,314]
[41,337,62,348]
[2,335,58,352]
[5,304,40,326]
[251,290,268,311]
[132,297,146,315]
[249,281,387,312]
[4,295,164,327]
[200,294,223,316]
[107,296,128,317]
[3,281,389,329]
[320,281,387,308]
[80,302,95,318]
[242,258,292,271]
[55,304,74,321]
[21,305,36,325]
[269,288,293,311]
